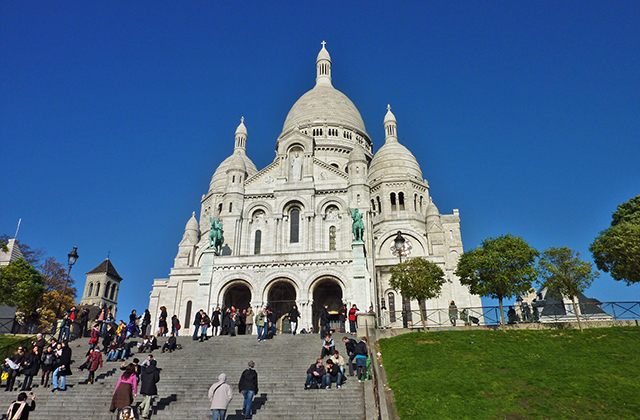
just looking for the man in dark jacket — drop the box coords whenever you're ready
[304,358,326,389]
[238,360,258,420]
[4,347,25,391]
[52,342,72,391]
[320,305,330,337]
[342,336,357,376]
[78,308,89,338]
[161,333,177,353]
[140,360,160,419]
[193,310,203,341]
[6,392,36,420]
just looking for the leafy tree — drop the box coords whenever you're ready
[538,247,599,331]
[590,195,640,285]
[389,257,446,330]
[455,234,539,329]
[38,257,77,329]
[0,258,45,317]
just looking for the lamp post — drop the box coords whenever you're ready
[392,231,410,328]
[56,247,79,319]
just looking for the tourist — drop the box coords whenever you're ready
[338,304,347,333]
[208,372,233,420]
[40,345,56,388]
[171,315,180,336]
[323,359,342,389]
[266,308,275,338]
[354,337,368,382]
[128,310,141,338]
[116,320,128,345]
[211,307,222,336]
[449,301,458,326]
[200,312,211,341]
[78,307,90,338]
[4,347,24,391]
[21,347,41,391]
[110,364,137,415]
[230,308,238,337]
[193,309,203,341]
[288,305,300,335]
[342,336,357,376]
[89,323,100,347]
[102,323,115,354]
[140,359,160,419]
[85,346,103,384]
[58,314,70,342]
[221,307,231,335]
[158,306,168,336]
[31,333,46,355]
[104,309,115,336]
[161,332,177,353]
[304,358,326,390]
[320,304,330,337]
[238,309,247,335]
[106,341,120,361]
[138,335,156,353]
[255,309,266,342]
[96,308,105,335]
[141,309,152,336]
[348,304,358,334]
[5,391,36,419]
[329,350,346,376]
[238,361,258,420]
[51,341,72,392]
[244,306,253,335]
[320,334,335,358]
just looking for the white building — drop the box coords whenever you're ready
[148,43,481,333]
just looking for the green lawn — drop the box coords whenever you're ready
[378,326,640,420]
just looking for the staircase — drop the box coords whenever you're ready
[1,333,366,419]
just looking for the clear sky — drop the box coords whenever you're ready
[2,1,639,320]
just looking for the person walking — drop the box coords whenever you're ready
[320,304,330,337]
[193,309,203,341]
[211,307,221,337]
[200,312,211,342]
[338,304,347,333]
[288,305,300,335]
[20,347,40,391]
[110,364,137,415]
[85,346,103,384]
[208,373,233,420]
[171,315,180,336]
[348,304,358,335]
[255,309,266,342]
[139,359,160,419]
[449,301,458,326]
[141,309,152,337]
[238,361,258,420]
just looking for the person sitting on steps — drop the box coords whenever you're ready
[305,358,326,390]
[161,332,177,353]
[320,333,335,358]
[323,359,343,389]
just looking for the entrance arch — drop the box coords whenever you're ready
[222,281,252,312]
[266,279,297,334]
[311,276,343,333]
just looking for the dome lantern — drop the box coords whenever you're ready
[316,40,332,87]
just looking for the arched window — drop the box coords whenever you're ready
[232,175,236,183]
[229,202,233,212]
[399,192,405,210]
[104,282,111,298]
[371,199,376,213]
[377,196,382,214]
[110,284,116,300]
[88,283,93,296]
[329,226,336,251]
[388,292,396,323]
[414,194,418,211]
[95,283,101,297]
[254,230,262,255]
[217,203,223,215]
[290,208,300,243]
[390,193,397,211]
[185,301,192,328]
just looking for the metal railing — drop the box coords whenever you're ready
[378,302,640,329]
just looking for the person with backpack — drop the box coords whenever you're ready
[208,372,233,420]
[110,364,137,415]
[139,359,160,419]
[238,361,258,420]
[354,337,368,382]
[5,392,36,420]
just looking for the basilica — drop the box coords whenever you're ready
[148,43,481,333]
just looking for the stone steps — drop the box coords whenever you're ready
[0,333,365,419]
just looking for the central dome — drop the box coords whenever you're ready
[282,85,368,134]
[281,43,368,138]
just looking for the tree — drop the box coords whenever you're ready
[389,257,446,330]
[38,257,78,329]
[0,258,45,317]
[590,195,640,285]
[538,247,599,332]
[455,234,539,329]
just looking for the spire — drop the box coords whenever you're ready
[316,41,332,87]
[384,104,398,143]
[234,116,247,151]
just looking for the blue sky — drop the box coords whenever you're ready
[2,1,639,320]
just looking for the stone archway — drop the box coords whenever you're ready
[311,277,343,333]
[222,282,252,313]
[266,279,297,334]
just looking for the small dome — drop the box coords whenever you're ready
[317,42,331,62]
[236,117,247,136]
[426,199,440,218]
[368,140,423,184]
[227,151,247,172]
[185,211,199,232]
[349,144,367,163]
[384,104,396,124]
[209,153,257,193]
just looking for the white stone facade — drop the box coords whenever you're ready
[148,43,481,334]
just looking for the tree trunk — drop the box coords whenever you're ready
[499,298,506,331]
[419,303,427,332]
[571,296,583,332]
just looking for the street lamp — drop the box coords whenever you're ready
[393,231,405,262]
[56,247,79,318]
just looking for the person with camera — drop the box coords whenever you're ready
[6,391,36,419]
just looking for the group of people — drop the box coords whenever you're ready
[192,306,257,341]
[208,361,259,420]
[107,354,161,419]
[305,335,369,389]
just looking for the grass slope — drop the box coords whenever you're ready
[379,327,640,420]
